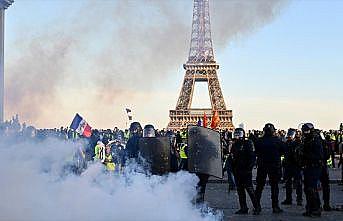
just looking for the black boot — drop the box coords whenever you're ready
[323,204,332,211]
[310,210,322,217]
[195,192,205,204]
[273,206,283,214]
[253,206,261,215]
[297,200,303,206]
[302,211,312,217]
[303,209,321,217]
[246,185,260,215]
[235,208,248,214]
[281,199,292,205]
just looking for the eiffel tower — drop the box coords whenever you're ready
[168,0,234,131]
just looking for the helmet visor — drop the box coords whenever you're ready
[234,130,244,139]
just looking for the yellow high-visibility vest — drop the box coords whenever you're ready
[327,158,333,167]
[104,154,115,171]
[330,134,336,141]
[180,144,187,159]
[181,133,186,139]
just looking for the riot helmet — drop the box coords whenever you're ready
[263,123,276,136]
[25,126,36,138]
[102,137,109,146]
[129,122,143,136]
[143,124,156,137]
[233,128,245,140]
[301,123,314,138]
[301,123,314,134]
[115,130,124,143]
[286,128,296,140]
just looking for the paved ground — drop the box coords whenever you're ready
[205,183,343,221]
[209,166,343,183]
[205,167,343,221]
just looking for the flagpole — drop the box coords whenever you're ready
[125,107,132,129]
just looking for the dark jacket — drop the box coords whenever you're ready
[125,134,140,159]
[303,135,324,166]
[231,139,256,172]
[255,135,286,166]
[284,139,301,167]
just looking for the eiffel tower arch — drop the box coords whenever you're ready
[168,0,234,131]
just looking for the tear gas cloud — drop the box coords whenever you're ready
[5,0,288,127]
[0,137,222,221]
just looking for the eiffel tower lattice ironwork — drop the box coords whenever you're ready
[167,0,234,131]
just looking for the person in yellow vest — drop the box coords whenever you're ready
[180,130,187,142]
[104,145,115,171]
[179,143,188,170]
[326,134,336,168]
[94,141,105,161]
[327,158,333,168]
[124,129,130,142]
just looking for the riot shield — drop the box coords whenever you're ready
[187,125,222,178]
[138,137,170,175]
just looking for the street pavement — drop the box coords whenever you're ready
[209,167,343,183]
[205,167,343,221]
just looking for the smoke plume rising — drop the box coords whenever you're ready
[5,0,288,127]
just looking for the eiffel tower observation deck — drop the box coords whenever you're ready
[168,0,234,131]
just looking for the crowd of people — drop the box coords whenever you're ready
[1,115,343,217]
[225,124,343,217]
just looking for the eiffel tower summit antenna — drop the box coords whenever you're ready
[168,0,234,131]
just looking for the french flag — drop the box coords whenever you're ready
[70,113,92,138]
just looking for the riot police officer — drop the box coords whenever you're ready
[186,126,222,205]
[321,133,332,211]
[138,124,171,175]
[282,128,303,206]
[255,123,286,213]
[143,124,156,138]
[125,122,143,159]
[301,123,324,217]
[231,128,260,215]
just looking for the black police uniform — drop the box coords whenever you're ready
[195,173,210,204]
[231,139,259,214]
[255,134,286,213]
[125,134,140,159]
[320,140,331,211]
[282,139,303,205]
[302,134,324,216]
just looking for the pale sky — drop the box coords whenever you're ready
[3,0,343,130]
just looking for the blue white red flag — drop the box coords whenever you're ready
[70,113,92,138]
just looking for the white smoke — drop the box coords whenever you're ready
[0,137,222,221]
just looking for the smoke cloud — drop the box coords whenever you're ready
[0,137,222,221]
[5,0,288,127]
